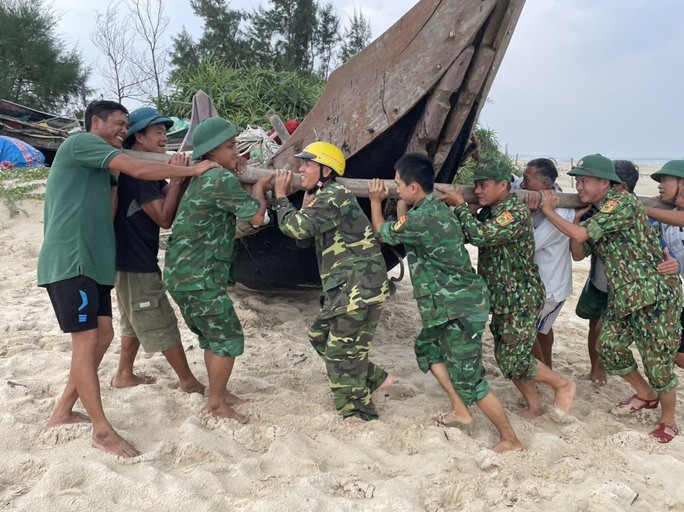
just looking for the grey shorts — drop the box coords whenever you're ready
[115,270,181,353]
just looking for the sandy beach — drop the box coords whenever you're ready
[1,165,683,511]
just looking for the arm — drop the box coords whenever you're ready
[645,207,684,226]
[108,153,219,180]
[539,190,590,243]
[246,174,273,227]
[140,154,191,228]
[368,178,389,235]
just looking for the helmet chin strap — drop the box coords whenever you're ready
[306,163,335,194]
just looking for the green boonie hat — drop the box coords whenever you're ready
[472,158,513,182]
[124,107,173,148]
[192,117,240,159]
[651,160,684,182]
[568,154,621,184]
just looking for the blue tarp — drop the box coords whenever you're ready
[0,135,45,168]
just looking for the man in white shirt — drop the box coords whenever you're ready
[518,158,574,369]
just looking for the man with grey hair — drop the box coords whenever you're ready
[519,158,574,369]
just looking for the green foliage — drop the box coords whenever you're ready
[339,7,372,64]
[0,166,49,217]
[165,61,325,128]
[0,0,88,112]
[454,126,518,184]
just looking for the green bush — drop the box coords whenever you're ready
[161,61,325,128]
[454,126,519,184]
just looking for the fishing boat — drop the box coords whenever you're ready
[0,99,78,165]
[233,0,526,290]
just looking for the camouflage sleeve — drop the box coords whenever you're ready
[276,189,340,240]
[213,171,260,220]
[582,197,635,243]
[379,211,423,247]
[454,203,528,247]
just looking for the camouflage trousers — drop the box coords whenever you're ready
[490,306,542,381]
[599,293,682,394]
[309,304,387,422]
[169,287,244,357]
[415,312,490,405]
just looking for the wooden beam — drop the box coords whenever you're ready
[121,149,669,208]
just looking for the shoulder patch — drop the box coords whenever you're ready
[306,197,318,207]
[599,199,618,214]
[495,211,515,227]
[393,214,406,231]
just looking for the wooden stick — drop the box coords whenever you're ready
[121,149,670,208]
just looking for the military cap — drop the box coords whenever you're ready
[651,160,684,182]
[472,158,513,182]
[192,117,241,159]
[568,154,621,184]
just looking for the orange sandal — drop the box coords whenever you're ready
[650,423,679,443]
[613,394,659,415]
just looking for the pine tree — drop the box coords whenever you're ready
[339,7,371,64]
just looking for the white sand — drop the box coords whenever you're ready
[1,170,683,511]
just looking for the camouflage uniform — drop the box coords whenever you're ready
[163,168,260,357]
[276,181,389,421]
[581,188,682,393]
[455,195,545,381]
[380,194,491,404]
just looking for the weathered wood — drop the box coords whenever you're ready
[271,0,499,171]
[121,149,669,208]
[266,110,291,143]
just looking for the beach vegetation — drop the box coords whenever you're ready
[0,166,49,217]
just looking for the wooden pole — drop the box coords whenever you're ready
[121,149,670,208]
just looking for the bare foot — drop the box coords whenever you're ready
[492,439,524,453]
[206,402,248,423]
[517,407,545,419]
[45,411,91,429]
[91,429,141,458]
[554,380,576,415]
[111,374,156,389]
[437,409,473,427]
[591,368,608,386]
[180,379,206,395]
[343,416,366,427]
[224,390,249,406]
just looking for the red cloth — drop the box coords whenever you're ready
[268,119,300,144]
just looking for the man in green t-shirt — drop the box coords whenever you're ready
[38,100,218,458]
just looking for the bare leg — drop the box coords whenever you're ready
[534,361,576,415]
[675,353,684,369]
[111,336,156,388]
[162,345,205,394]
[513,379,545,419]
[659,388,677,427]
[430,363,472,425]
[476,391,523,453]
[536,329,554,369]
[583,318,608,384]
[619,369,658,403]
[47,319,113,428]
[50,318,140,457]
[204,350,247,423]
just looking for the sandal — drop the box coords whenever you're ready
[650,423,679,443]
[612,394,659,415]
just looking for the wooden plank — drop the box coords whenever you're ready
[266,110,291,143]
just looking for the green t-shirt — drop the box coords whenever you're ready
[37,132,121,286]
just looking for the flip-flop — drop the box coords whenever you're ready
[649,423,679,443]
[613,394,659,415]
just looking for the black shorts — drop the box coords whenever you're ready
[45,276,113,333]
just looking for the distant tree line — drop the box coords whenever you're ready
[0,0,373,124]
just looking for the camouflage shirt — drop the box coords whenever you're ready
[276,181,389,319]
[581,188,681,318]
[164,168,259,292]
[455,194,545,313]
[379,194,489,327]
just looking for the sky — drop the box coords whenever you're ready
[50,0,684,160]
